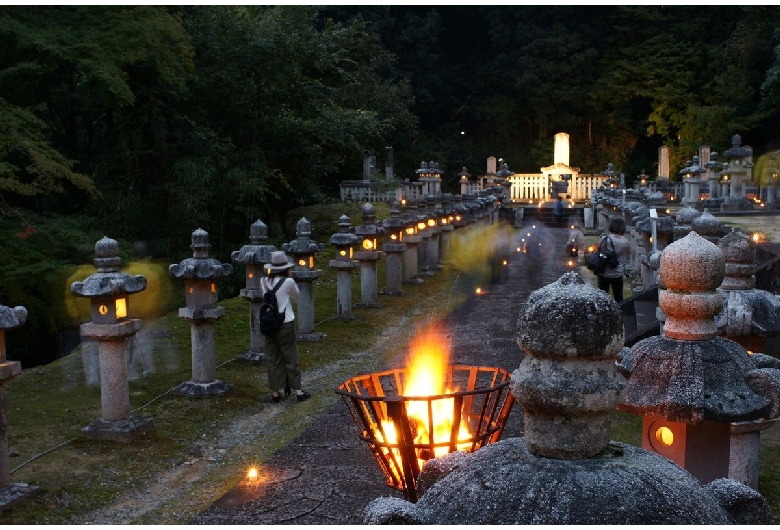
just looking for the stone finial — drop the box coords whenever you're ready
[513,272,626,459]
[190,228,211,259]
[248,220,269,243]
[719,228,757,291]
[296,217,312,238]
[691,208,723,241]
[659,231,724,340]
[94,236,121,271]
[675,205,702,225]
[361,203,376,224]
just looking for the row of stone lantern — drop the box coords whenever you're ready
[56,192,497,445]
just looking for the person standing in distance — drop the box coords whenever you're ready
[597,216,631,302]
[552,195,564,227]
[261,251,311,403]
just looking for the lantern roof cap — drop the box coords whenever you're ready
[232,220,277,265]
[71,237,148,298]
[329,214,361,246]
[0,304,27,331]
[170,229,233,280]
[283,218,326,255]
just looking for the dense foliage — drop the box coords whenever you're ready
[1,6,780,365]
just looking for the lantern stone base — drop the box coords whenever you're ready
[81,415,154,443]
[234,351,264,364]
[80,319,142,340]
[0,482,39,510]
[178,306,226,322]
[379,288,405,296]
[403,278,424,285]
[173,379,232,397]
[297,332,325,342]
[0,360,21,381]
[354,302,381,309]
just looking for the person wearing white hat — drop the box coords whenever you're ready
[261,251,311,403]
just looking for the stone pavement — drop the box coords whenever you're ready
[189,224,589,525]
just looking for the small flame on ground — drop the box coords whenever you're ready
[246,466,259,480]
[475,287,483,295]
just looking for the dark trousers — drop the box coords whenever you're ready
[265,321,302,392]
[598,275,624,303]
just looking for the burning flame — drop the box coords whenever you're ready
[376,324,472,473]
[246,466,259,480]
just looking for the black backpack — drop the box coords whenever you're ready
[259,278,287,336]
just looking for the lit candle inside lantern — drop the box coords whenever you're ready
[115,298,127,319]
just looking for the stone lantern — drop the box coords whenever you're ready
[424,195,443,271]
[764,154,778,210]
[417,160,442,196]
[715,227,780,488]
[0,303,38,505]
[169,228,233,397]
[437,193,454,268]
[705,152,724,203]
[679,155,706,206]
[722,134,754,211]
[458,167,471,196]
[415,209,434,278]
[617,231,780,485]
[231,220,276,363]
[70,236,153,442]
[352,203,385,308]
[401,200,424,285]
[282,217,326,341]
[379,201,407,296]
[328,214,361,320]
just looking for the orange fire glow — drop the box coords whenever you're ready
[375,324,472,474]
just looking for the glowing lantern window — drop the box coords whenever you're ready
[427,219,436,227]
[91,296,129,324]
[247,271,254,279]
[340,250,347,257]
[362,238,377,251]
[406,227,416,236]
[655,426,674,446]
[211,282,217,294]
[417,222,426,231]
[115,298,127,319]
[298,259,307,266]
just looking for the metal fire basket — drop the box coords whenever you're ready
[336,364,515,502]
